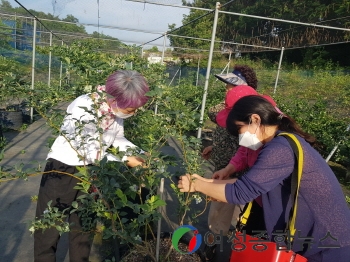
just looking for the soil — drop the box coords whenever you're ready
[120,238,203,262]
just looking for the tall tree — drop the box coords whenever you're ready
[174,0,350,66]
[168,8,220,54]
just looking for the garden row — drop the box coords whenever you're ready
[0,39,349,261]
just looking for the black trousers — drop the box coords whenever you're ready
[34,159,92,262]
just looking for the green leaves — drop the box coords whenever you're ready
[146,195,166,210]
[29,200,70,236]
[72,201,78,209]
[115,188,127,206]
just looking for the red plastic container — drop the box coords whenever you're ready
[230,232,308,262]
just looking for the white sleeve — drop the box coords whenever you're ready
[106,153,128,162]
[111,122,144,154]
[61,96,100,163]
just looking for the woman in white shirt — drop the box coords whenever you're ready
[34,70,149,262]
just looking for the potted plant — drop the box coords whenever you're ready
[0,56,30,130]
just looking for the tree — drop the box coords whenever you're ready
[177,0,350,66]
[62,14,79,23]
[167,8,219,53]
[0,0,12,10]
[148,46,159,52]
[90,31,126,50]
[0,1,86,34]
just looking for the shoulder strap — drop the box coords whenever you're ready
[277,132,304,237]
[239,201,253,227]
[238,133,304,237]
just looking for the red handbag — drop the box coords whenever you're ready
[230,232,307,262]
[230,133,308,262]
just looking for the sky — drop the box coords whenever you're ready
[6,0,191,48]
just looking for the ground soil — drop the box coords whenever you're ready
[120,238,203,262]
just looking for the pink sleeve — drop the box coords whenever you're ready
[229,146,249,172]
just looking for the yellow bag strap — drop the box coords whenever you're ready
[238,133,304,237]
[240,201,253,226]
[278,132,304,237]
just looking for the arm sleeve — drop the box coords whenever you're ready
[225,137,295,204]
[111,123,144,154]
[61,96,101,163]
[229,146,249,172]
[208,102,225,123]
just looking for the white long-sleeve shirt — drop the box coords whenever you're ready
[47,94,139,166]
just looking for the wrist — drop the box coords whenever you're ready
[223,167,230,176]
[192,177,199,192]
[190,176,199,191]
[225,164,235,174]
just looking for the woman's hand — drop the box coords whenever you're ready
[202,146,213,160]
[212,168,230,180]
[126,156,145,167]
[178,174,208,192]
[178,174,230,202]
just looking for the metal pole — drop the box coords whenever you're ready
[14,13,17,50]
[30,19,37,123]
[178,67,181,85]
[218,61,230,76]
[325,124,350,162]
[155,34,167,115]
[227,52,231,73]
[273,47,284,94]
[97,0,100,37]
[59,40,63,88]
[196,57,200,87]
[154,33,166,115]
[155,178,164,262]
[169,68,180,86]
[161,33,166,64]
[141,45,144,58]
[197,2,221,138]
[48,32,53,87]
[154,102,158,115]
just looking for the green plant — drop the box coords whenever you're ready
[31,195,38,202]
[19,123,28,131]
[2,39,350,261]
[346,196,350,205]
[0,56,30,110]
[0,50,208,262]
[0,135,6,150]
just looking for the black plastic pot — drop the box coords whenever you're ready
[0,110,23,130]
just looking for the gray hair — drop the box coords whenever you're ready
[105,70,149,108]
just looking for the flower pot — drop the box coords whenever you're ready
[0,110,23,130]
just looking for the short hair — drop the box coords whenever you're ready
[233,65,258,90]
[105,70,149,109]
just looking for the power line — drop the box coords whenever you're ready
[6,1,350,56]
[219,10,350,32]
[13,0,64,42]
[0,12,164,35]
[234,15,350,46]
[136,1,234,47]
[167,33,280,50]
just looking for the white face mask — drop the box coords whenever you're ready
[238,123,263,151]
[115,111,133,119]
[111,101,134,119]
